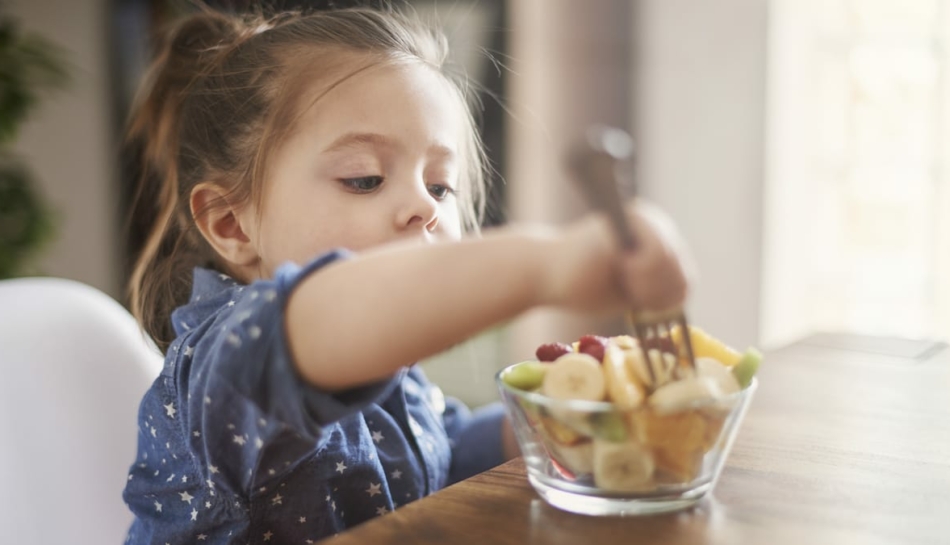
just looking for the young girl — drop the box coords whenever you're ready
[122,5,690,544]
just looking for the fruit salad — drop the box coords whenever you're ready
[499,327,761,493]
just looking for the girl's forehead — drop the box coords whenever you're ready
[291,58,465,148]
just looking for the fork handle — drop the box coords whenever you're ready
[587,153,638,252]
[566,128,639,251]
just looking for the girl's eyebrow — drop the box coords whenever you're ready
[322,131,456,160]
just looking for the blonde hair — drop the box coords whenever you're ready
[126,6,489,352]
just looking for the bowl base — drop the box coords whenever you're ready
[527,472,711,516]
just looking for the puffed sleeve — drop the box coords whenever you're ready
[170,250,402,493]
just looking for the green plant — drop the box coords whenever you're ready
[0,11,68,279]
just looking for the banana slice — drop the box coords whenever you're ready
[610,335,637,349]
[548,440,595,476]
[541,353,606,402]
[648,376,721,415]
[603,343,645,409]
[695,357,740,395]
[624,348,674,390]
[592,439,655,492]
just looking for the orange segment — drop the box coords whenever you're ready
[634,409,707,452]
[653,446,704,483]
[632,409,708,483]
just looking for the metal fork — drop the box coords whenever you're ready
[566,126,696,388]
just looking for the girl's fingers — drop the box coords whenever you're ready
[618,201,692,311]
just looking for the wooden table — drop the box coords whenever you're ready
[325,334,950,544]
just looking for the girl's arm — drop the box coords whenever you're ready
[286,208,687,392]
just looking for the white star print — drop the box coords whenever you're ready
[268,468,275,475]
[331,501,336,512]
[391,469,402,480]
[366,483,382,497]
[183,345,194,357]
[128,474,133,481]
[299,516,306,523]
[226,300,235,307]
[233,434,246,446]
[164,402,176,418]
[180,491,194,504]
[197,534,207,541]
[205,501,211,508]
[272,493,283,506]
[154,501,162,512]
[226,333,241,347]
[181,321,191,331]
[209,465,219,474]
[193,430,200,437]
[204,396,211,405]
[218,273,229,281]
[182,476,188,483]
[263,531,273,541]
[255,437,264,449]
[376,506,388,516]
[207,479,215,489]
[371,430,384,443]
[248,325,261,339]
[190,508,198,521]
[264,289,277,301]
[258,417,267,426]
[335,461,347,474]
[227,423,236,430]
[150,427,157,438]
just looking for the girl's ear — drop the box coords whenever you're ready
[190,182,260,268]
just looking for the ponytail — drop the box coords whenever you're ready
[124,6,490,353]
[126,11,243,352]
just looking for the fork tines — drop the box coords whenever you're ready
[626,309,697,388]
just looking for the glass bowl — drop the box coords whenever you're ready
[496,365,757,516]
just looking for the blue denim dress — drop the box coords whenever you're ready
[123,250,505,543]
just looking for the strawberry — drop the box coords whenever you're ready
[535,342,572,362]
[577,334,609,363]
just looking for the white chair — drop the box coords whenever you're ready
[0,277,163,544]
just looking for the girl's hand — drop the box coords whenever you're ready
[544,200,693,314]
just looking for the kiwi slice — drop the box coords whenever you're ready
[732,348,763,389]
[587,411,628,442]
[501,361,548,391]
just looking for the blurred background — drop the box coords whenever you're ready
[3,0,949,407]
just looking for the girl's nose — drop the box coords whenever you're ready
[395,180,439,233]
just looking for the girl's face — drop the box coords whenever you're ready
[241,59,466,278]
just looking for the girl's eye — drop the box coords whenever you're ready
[341,176,384,193]
[427,184,456,201]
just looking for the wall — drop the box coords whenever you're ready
[505,0,635,364]
[9,0,119,298]
[631,0,768,351]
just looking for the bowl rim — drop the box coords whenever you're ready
[495,363,758,413]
